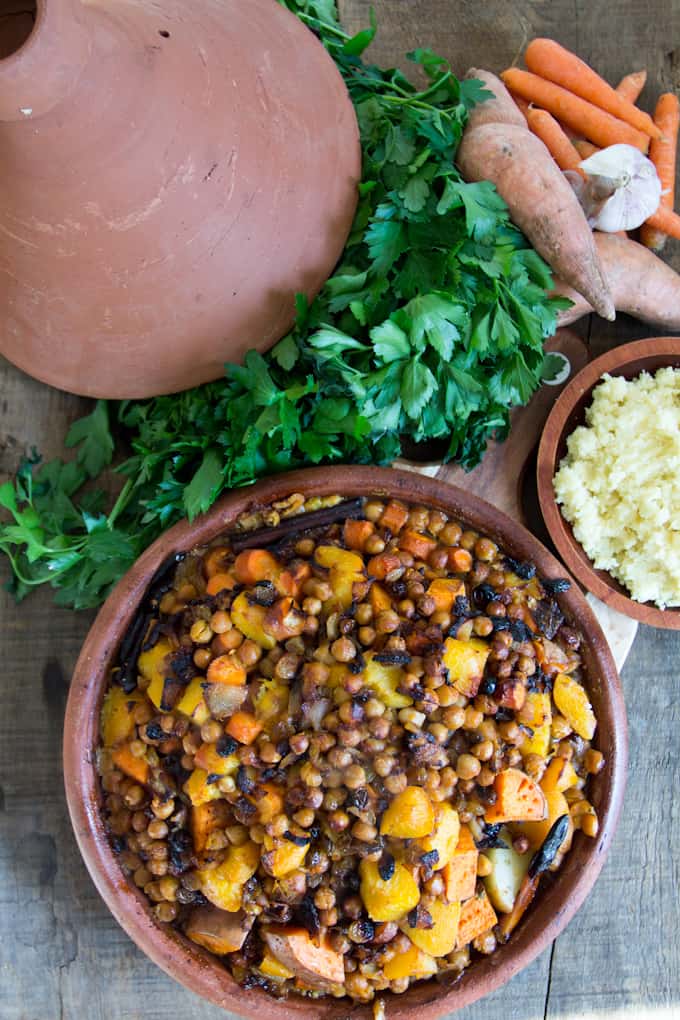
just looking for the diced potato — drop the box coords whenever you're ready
[198,842,260,911]
[263,835,309,877]
[100,688,145,747]
[230,592,276,650]
[443,824,478,903]
[383,943,437,982]
[419,803,460,870]
[183,768,223,807]
[363,655,411,709]
[380,786,435,839]
[263,928,344,991]
[483,836,531,913]
[399,899,461,956]
[186,906,250,954]
[484,768,547,824]
[442,637,490,698]
[175,677,210,725]
[553,673,597,740]
[456,889,498,948]
[359,859,420,922]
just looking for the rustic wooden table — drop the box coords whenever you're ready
[1,1,679,1018]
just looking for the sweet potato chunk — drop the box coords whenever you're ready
[427,577,466,613]
[186,906,251,955]
[484,768,548,824]
[230,592,276,650]
[207,654,246,687]
[456,889,498,948]
[443,824,478,902]
[263,928,344,991]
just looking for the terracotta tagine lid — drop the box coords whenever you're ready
[0,0,360,398]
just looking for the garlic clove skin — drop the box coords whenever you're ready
[579,144,661,231]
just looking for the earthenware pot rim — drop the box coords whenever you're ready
[63,465,628,1019]
[537,336,680,631]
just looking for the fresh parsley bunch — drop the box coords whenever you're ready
[0,0,567,608]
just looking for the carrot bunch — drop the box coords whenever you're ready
[501,39,680,249]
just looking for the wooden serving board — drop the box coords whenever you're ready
[396,329,639,670]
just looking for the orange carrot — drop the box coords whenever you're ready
[615,69,647,104]
[524,39,661,139]
[643,203,680,240]
[379,500,410,534]
[225,710,263,745]
[233,549,280,585]
[207,654,246,687]
[343,518,375,551]
[526,108,583,172]
[574,139,599,159]
[640,93,680,251]
[367,551,402,580]
[501,68,650,151]
[206,571,236,596]
[398,529,437,561]
[112,744,149,785]
[447,547,473,573]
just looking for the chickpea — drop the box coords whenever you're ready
[358,626,377,646]
[190,620,213,644]
[581,813,599,838]
[477,766,496,787]
[585,749,605,774]
[295,537,315,557]
[473,616,493,637]
[365,534,386,555]
[364,500,384,522]
[551,714,573,741]
[456,753,481,780]
[300,762,323,787]
[344,763,366,789]
[383,772,407,795]
[375,610,400,635]
[473,739,494,762]
[463,706,484,731]
[328,809,351,832]
[331,637,357,662]
[236,639,262,669]
[352,820,378,842]
[443,706,466,730]
[440,522,462,546]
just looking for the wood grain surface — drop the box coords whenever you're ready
[1,1,679,1018]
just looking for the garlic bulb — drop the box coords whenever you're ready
[579,144,661,232]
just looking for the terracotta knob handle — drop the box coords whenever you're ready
[0,0,92,121]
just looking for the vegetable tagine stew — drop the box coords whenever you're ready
[98,493,604,1006]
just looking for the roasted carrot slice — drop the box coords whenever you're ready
[484,768,548,824]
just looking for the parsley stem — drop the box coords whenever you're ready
[107,477,135,528]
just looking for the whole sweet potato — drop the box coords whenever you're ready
[458,71,615,321]
[554,232,680,328]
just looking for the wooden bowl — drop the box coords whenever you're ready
[537,337,680,630]
[63,466,627,1019]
